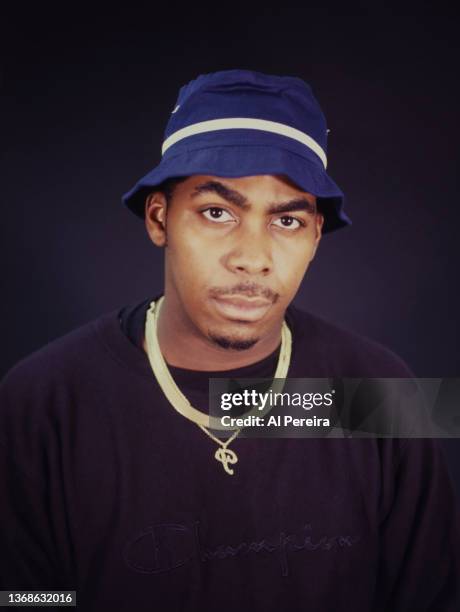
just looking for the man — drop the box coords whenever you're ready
[0,69,458,611]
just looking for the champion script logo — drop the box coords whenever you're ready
[123,521,361,577]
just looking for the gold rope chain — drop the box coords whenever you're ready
[144,296,292,475]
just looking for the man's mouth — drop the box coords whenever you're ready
[210,295,273,322]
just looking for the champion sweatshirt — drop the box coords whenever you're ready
[0,296,458,611]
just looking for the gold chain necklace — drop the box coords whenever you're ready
[144,296,292,475]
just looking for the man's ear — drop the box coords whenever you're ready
[310,212,324,260]
[145,191,168,247]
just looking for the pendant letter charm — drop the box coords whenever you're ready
[214,447,238,475]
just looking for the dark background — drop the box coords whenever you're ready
[1,15,459,489]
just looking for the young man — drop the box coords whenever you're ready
[1,70,458,611]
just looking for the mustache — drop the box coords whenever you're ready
[210,282,279,302]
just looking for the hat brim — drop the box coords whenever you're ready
[122,145,351,234]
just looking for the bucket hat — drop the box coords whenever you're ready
[122,69,351,233]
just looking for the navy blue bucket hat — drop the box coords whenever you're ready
[122,69,351,233]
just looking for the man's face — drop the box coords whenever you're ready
[145,174,323,351]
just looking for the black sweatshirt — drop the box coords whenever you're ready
[0,296,459,611]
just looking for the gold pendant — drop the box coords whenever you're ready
[214,447,238,475]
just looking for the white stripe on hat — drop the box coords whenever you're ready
[161,118,327,168]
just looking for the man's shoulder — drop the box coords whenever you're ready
[0,309,119,392]
[0,308,122,479]
[287,303,414,377]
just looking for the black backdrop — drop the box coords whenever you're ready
[1,14,459,490]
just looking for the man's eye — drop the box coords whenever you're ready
[272,216,304,230]
[201,207,235,223]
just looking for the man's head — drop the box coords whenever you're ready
[145,173,323,351]
[122,69,350,356]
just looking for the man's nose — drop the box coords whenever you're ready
[224,224,273,276]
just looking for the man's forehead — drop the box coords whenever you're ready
[181,174,317,202]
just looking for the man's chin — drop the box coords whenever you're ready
[207,330,260,351]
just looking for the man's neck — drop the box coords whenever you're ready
[142,295,284,372]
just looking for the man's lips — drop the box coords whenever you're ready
[215,296,272,308]
[210,295,273,322]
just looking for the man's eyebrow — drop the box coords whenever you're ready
[267,199,317,216]
[191,180,316,215]
[191,181,249,209]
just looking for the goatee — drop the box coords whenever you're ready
[208,332,259,351]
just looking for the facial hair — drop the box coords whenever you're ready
[207,331,260,351]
